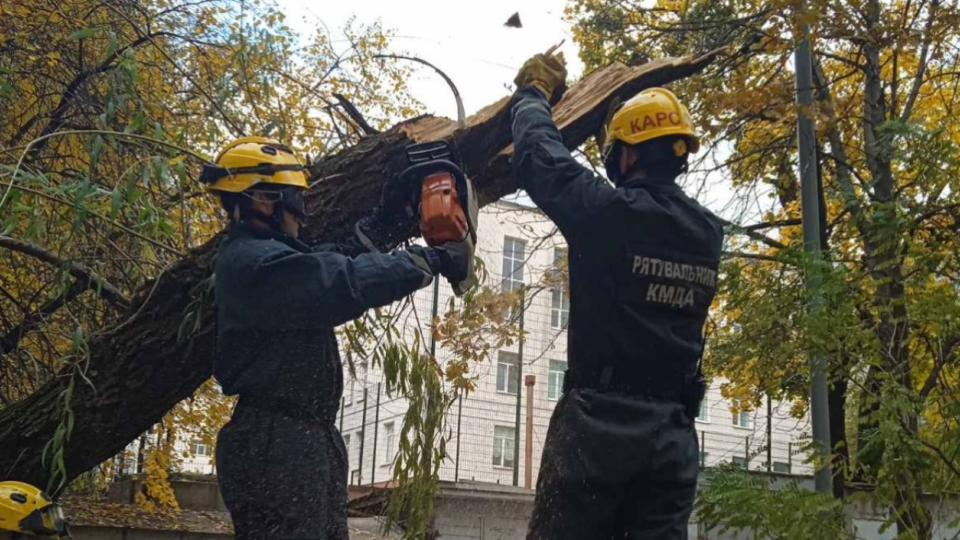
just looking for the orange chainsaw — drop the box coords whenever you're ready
[400,140,478,295]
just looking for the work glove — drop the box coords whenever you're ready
[406,240,476,294]
[514,45,568,105]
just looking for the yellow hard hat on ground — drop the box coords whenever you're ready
[602,87,700,164]
[0,482,69,538]
[200,137,308,193]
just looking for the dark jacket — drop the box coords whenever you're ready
[213,223,429,418]
[510,87,724,390]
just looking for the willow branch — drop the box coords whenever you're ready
[0,236,130,309]
[0,280,88,354]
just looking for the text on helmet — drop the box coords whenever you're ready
[630,112,682,134]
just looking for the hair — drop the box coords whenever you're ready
[606,135,691,185]
[626,135,690,180]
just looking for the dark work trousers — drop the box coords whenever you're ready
[527,389,699,540]
[217,402,348,540]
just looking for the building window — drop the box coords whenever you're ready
[497,352,520,394]
[697,397,709,422]
[382,422,396,464]
[502,237,526,293]
[343,433,351,452]
[548,360,566,401]
[551,248,570,329]
[698,451,709,467]
[191,441,209,457]
[732,456,748,469]
[493,426,516,469]
[351,469,361,485]
[773,461,791,474]
[732,410,753,428]
[356,430,364,455]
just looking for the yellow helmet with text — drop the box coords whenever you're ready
[602,87,700,165]
[0,481,69,538]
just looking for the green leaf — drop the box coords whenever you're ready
[90,135,104,170]
[68,28,97,41]
[106,31,118,58]
[110,187,122,220]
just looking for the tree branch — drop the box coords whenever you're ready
[718,218,788,250]
[332,93,380,136]
[900,0,939,123]
[0,280,88,354]
[920,336,958,400]
[0,236,130,309]
[742,218,802,231]
[10,32,180,150]
[722,250,792,264]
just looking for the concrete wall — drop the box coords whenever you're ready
[108,478,226,512]
[428,480,960,540]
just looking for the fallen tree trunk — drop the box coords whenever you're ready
[0,52,719,487]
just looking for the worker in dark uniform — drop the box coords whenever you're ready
[202,137,471,540]
[511,54,724,540]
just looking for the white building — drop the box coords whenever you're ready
[336,200,814,489]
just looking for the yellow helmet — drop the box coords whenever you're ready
[0,482,69,538]
[200,137,308,193]
[602,87,700,163]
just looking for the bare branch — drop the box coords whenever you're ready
[723,250,792,264]
[742,218,802,231]
[900,0,940,123]
[0,236,130,309]
[333,93,380,136]
[0,280,88,354]
[719,217,788,250]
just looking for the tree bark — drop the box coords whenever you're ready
[0,52,720,488]
[863,1,927,536]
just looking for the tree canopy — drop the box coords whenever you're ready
[568,0,960,537]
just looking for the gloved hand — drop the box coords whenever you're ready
[514,46,568,105]
[406,239,475,293]
[432,238,474,285]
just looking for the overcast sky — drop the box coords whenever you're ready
[273,0,752,221]
[277,0,584,120]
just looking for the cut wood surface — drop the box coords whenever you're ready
[0,52,720,487]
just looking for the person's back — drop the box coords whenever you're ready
[565,177,722,393]
[510,52,723,540]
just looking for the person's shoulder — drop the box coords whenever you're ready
[219,231,296,270]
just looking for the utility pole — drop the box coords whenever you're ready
[455,395,463,482]
[767,394,773,472]
[794,0,832,495]
[513,286,525,487]
[430,279,439,356]
[359,387,368,485]
[371,383,381,485]
[524,375,536,489]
